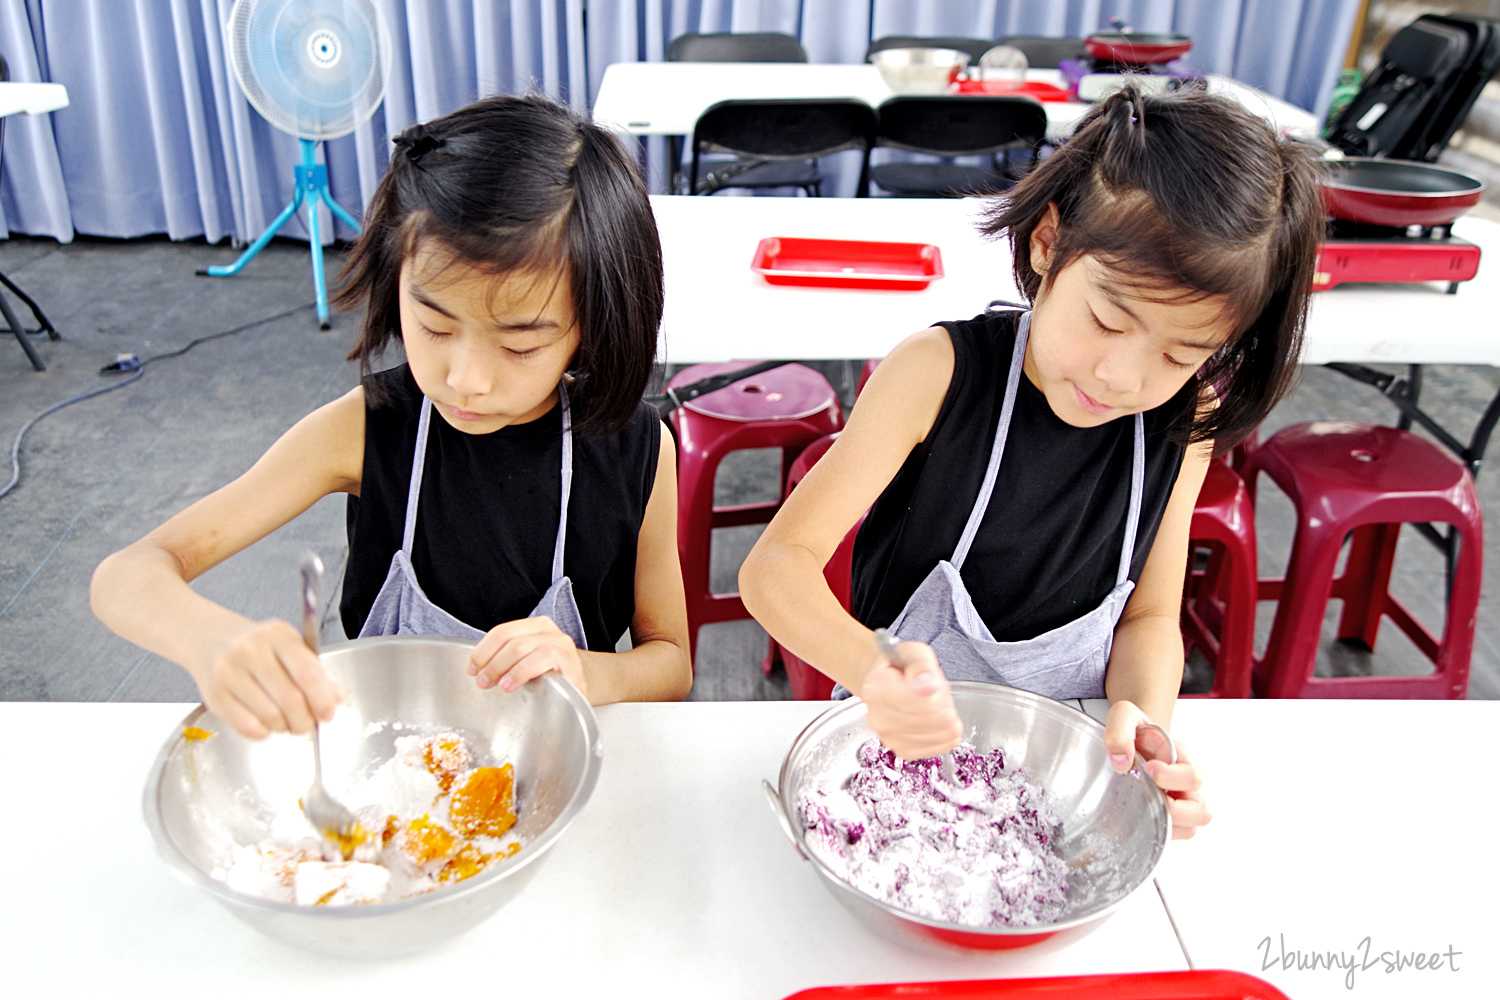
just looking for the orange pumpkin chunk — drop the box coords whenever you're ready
[449,764,517,838]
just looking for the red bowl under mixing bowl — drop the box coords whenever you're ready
[1322,157,1485,228]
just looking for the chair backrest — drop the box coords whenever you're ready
[667,32,807,62]
[693,99,878,160]
[866,35,992,64]
[995,35,1088,69]
[875,96,1047,156]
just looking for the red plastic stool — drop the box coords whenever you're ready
[759,434,865,700]
[1244,421,1482,699]
[1180,458,1257,699]
[856,358,881,397]
[670,362,844,662]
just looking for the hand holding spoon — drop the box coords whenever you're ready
[297,553,374,862]
[873,628,959,783]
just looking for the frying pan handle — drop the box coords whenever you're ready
[761,779,808,861]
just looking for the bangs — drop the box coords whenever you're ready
[1056,182,1274,342]
[398,209,569,289]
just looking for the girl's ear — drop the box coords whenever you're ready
[1029,203,1061,274]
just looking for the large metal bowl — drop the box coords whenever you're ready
[143,635,601,957]
[763,683,1170,952]
[873,47,971,95]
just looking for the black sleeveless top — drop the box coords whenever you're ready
[340,365,661,650]
[851,310,1195,642]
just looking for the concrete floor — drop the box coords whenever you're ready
[2,234,1497,704]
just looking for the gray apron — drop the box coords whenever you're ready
[357,384,588,647]
[838,312,1145,701]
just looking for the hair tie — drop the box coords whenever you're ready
[397,123,444,164]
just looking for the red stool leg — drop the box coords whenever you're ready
[1333,523,1398,650]
[1181,460,1257,698]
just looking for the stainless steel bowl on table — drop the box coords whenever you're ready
[143,635,601,958]
[763,683,1171,953]
[873,47,972,95]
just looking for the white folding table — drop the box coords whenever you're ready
[592,63,1319,143]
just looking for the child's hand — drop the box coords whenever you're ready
[858,639,963,761]
[190,619,342,740]
[1103,700,1212,839]
[469,616,587,699]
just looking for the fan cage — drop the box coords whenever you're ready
[227,0,390,141]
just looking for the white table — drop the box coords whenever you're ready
[651,193,1500,368]
[1076,698,1500,1000]
[592,63,1318,143]
[2,701,1187,998]
[0,80,68,117]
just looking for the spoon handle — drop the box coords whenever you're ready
[300,552,324,655]
[300,552,325,786]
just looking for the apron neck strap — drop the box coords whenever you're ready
[552,382,573,583]
[953,311,1030,569]
[403,385,574,583]
[1116,413,1146,586]
[402,397,435,556]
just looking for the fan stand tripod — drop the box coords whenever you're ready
[197,138,360,330]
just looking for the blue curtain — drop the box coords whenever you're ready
[0,0,1357,242]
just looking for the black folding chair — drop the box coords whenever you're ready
[995,35,1088,69]
[0,52,59,372]
[664,32,810,190]
[667,32,807,63]
[869,96,1047,198]
[865,35,992,64]
[686,99,877,197]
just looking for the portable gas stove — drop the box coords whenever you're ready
[1058,28,1200,101]
[1315,157,1486,293]
[1314,218,1482,293]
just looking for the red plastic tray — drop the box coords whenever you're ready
[783,970,1291,1000]
[950,79,1074,102]
[751,237,944,290]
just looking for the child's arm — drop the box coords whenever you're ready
[468,422,693,703]
[739,328,964,759]
[91,389,365,738]
[1101,436,1214,837]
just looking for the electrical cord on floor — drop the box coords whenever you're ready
[0,302,316,500]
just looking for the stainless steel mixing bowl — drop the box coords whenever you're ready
[143,635,601,957]
[763,683,1170,952]
[872,47,971,95]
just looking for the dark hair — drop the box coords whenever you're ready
[336,93,663,434]
[983,85,1326,448]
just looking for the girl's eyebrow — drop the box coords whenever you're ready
[409,286,457,319]
[410,284,560,332]
[1096,281,1221,351]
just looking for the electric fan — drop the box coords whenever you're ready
[199,0,390,328]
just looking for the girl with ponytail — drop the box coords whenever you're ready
[742,85,1327,839]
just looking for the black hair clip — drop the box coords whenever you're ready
[399,124,444,164]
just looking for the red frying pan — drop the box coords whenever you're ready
[1322,157,1485,228]
[1084,32,1192,65]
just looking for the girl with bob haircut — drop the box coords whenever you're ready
[94,94,691,738]
[741,86,1327,839]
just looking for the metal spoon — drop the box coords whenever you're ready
[873,628,958,783]
[297,552,372,862]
